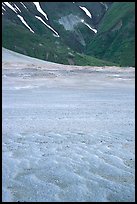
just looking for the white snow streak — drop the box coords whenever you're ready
[14,4,21,12]
[33,2,48,20]
[84,22,97,33]
[20,2,27,9]
[81,19,97,33]
[35,16,59,37]
[4,2,17,13]
[79,6,92,18]
[17,15,34,33]
[2,6,6,11]
[2,13,4,15]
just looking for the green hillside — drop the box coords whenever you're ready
[86,2,135,67]
[2,2,135,67]
[2,20,116,66]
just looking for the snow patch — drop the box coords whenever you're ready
[17,15,35,33]
[14,4,21,12]
[84,23,97,33]
[33,2,48,20]
[79,6,92,18]
[20,2,27,9]
[2,6,6,11]
[81,20,97,33]
[4,2,17,13]
[82,21,97,33]
[2,49,135,202]
[35,16,59,37]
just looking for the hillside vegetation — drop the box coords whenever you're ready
[2,20,116,66]
[2,2,135,67]
[86,2,135,67]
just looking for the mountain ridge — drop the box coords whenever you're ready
[2,2,135,67]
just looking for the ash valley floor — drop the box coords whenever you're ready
[2,48,135,202]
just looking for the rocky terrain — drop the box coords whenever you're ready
[2,48,135,202]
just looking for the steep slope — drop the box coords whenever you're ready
[2,21,116,66]
[2,2,135,66]
[2,2,108,51]
[86,2,135,66]
[2,2,115,66]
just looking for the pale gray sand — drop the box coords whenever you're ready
[2,48,135,202]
